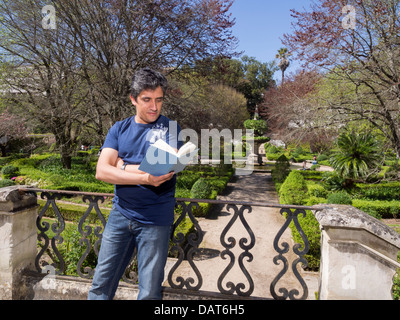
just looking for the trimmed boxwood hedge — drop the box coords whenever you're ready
[279,171,308,205]
[355,182,400,201]
[38,199,111,224]
[352,199,400,220]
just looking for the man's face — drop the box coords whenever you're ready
[130,86,164,124]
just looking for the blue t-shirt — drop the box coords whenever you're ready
[101,115,183,226]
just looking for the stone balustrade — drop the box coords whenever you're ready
[0,185,399,300]
[315,204,400,300]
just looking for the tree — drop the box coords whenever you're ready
[271,154,290,183]
[275,48,291,85]
[282,0,400,158]
[330,128,382,181]
[0,0,239,167]
[0,1,102,168]
[164,77,248,133]
[192,56,276,116]
[61,0,239,135]
[236,56,276,116]
[243,119,267,137]
[260,70,333,152]
[0,109,27,157]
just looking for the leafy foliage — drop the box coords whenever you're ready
[279,170,308,205]
[0,109,27,156]
[330,129,382,180]
[243,119,268,137]
[190,178,213,199]
[0,179,16,187]
[1,165,20,179]
[326,191,353,205]
[271,154,291,183]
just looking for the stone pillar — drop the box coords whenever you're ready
[0,186,38,299]
[315,204,400,300]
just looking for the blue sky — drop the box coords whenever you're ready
[229,0,314,80]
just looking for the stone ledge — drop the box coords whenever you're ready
[328,240,400,269]
[0,186,37,212]
[314,204,400,249]
[22,271,268,300]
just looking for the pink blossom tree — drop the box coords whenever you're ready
[0,109,27,157]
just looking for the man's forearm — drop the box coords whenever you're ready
[96,163,149,186]
[121,164,144,175]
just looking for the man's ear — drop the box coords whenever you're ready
[130,95,137,106]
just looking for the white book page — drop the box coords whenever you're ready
[177,142,197,157]
[152,139,177,155]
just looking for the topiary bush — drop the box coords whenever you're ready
[1,165,20,179]
[0,179,16,187]
[243,119,268,136]
[272,154,291,183]
[326,191,353,205]
[351,199,400,220]
[317,154,329,162]
[279,171,308,205]
[190,178,212,199]
[307,184,328,198]
[176,173,201,190]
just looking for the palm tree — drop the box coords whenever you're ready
[330,129,382,180]
[276,48,291,85]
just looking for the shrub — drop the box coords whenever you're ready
[38,199,111,223]
[59,225,98,276]
[326,191,353,205]
[206,176,230,194]
[243,119,268,136]
[317,154,329,162]
[1,165,20,179]
[330,129,382,179]
[393,270,400,300]
[279,171,308,205]
[176,173,200,190]
[321,172,351,191]
[266,153,285,161]
[190,178,212,199]
[280,205,321,270]
[352,199,400,220]
[294,146,307,155]
[293,210,321,271]
[191,202,214,218]
[271,154,290,183]
[265,144,279,154]
[355,183,400,201]
[310,164,320,171]
[0,179,16,187]
[305,196,327,206]
[307,184,328,198]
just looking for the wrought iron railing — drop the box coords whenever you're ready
[22,188,322,300]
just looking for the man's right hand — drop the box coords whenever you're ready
[145,172,175,187]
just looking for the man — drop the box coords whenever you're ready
[88,68,182,300]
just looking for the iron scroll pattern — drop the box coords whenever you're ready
[35,191,108,277]
[36,191,66,274]
[28,187,317,300]
[270,208,309,300]
[217,204,255,297]
[77,195,107,279]
[168,201,204,291]
[32,190,138,283]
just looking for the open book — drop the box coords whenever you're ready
[139,139,198,176]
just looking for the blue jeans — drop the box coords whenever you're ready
[88,208,172,300]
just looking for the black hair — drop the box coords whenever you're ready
[130,68,168,99]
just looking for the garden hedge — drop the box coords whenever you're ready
[279,171,308,205]
[352,199,400,220]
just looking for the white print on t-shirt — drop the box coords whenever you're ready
[147,123,168,145]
